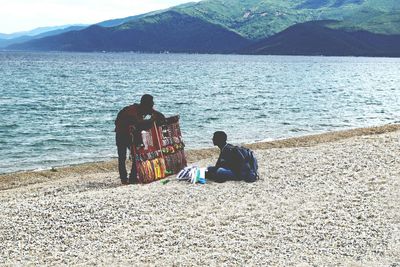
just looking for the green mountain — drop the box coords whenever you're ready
[240,20,400,56]
[9,11,250,53]
[6,0,400,56]
[172,0,400,39]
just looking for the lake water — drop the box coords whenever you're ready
[1,52,399,174]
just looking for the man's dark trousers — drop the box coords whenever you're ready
[116,132,137,183]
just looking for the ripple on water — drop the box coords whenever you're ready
[1,52,400,173]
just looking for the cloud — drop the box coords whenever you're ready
[0,0,199,34]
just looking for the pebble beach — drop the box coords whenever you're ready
[1,124,399,266]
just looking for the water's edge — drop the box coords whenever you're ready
[1,123,399,191]
[2,53,400,173]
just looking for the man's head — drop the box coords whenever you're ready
[140,94,154,115]
[213,131,227,148]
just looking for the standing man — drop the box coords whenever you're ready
[115,94,165,185]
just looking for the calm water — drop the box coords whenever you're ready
[1,52,399,173]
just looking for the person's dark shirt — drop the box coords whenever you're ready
[215,143,241,176]
[115,104,164,136]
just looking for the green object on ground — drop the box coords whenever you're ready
[161,179,170,185]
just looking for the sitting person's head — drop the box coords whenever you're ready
[212,131,227,148]
[140,94,154,115]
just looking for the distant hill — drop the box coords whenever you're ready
[0,25,87,49]
[241,21,400,56]
[96,14,147,28]
[5,0,400,56]
[9,11,251,53]
[96,10,166,28]
[95,2,197,27]
[0,24,87,39]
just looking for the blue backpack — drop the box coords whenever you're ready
[234,146,259,183]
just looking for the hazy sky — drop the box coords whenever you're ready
[0,0,200,34]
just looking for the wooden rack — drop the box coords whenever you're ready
[131,115,187,183]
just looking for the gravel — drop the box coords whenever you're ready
[1,129,399,266]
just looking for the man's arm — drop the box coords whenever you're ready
[217,146,243,176]
[215,156,222,168]
[151,110,166,125]
[230,148,245,176]
[137,110,165,130]
[135,119,153,131]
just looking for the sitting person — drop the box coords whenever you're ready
[206,131,258,183]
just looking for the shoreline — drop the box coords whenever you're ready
[2,51,400,59]
[1,123,399,191]
[1,123,400,265]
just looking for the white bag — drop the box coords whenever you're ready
[177,166,207,184]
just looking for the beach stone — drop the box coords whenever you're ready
[0,130,399,266]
